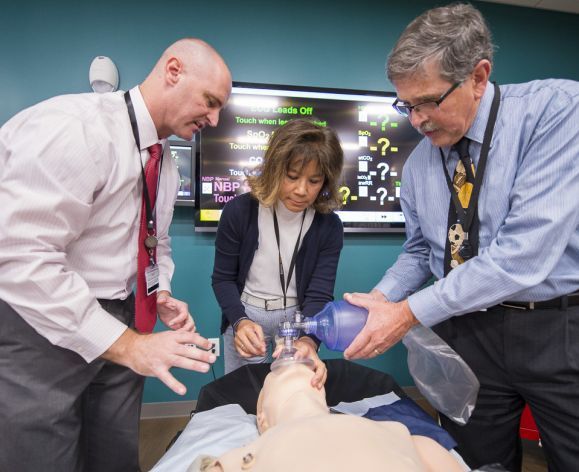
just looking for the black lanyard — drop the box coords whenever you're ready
[439,82,501,237]
[273,208,307,309]
[124,91,163,236]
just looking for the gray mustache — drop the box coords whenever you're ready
[419,122,437,134]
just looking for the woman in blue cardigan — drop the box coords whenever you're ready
[212,119,344,388]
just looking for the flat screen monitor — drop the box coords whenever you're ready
[195,82,421,232]
[169,139,196,206]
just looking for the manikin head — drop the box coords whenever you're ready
[140,38,232,140]
[256,361,327,433]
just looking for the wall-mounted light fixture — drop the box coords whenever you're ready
[89,56,119,93]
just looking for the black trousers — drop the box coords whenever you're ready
[433,304,579,472]
[0,296,144,472]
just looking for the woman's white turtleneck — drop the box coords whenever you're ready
[244,200,315,300]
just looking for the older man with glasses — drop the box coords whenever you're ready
[342,3,579,472]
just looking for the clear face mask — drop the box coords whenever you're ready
[271,311,315,372]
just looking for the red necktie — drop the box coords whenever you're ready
[135,143,162,333]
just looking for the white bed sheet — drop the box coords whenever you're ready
[151,404,258,472]
[151,394,470,471]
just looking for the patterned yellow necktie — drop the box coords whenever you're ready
[447,137,475,270]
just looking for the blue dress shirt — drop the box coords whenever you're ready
[375,79,579,327]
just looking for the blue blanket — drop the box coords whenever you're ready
[363,398,457,450]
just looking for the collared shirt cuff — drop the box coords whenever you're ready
[373,278,407,303]
[59,306,128,362]
[407,285,451,327]
[158,275,171,294]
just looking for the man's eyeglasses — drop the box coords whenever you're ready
[392,81,462,117]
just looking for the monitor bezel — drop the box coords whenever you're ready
[194,81,414,233]
[169,138,197,207]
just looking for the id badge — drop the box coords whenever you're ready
[145,263,160,296]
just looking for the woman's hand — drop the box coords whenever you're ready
[274,336,327,389]
[234,320,266,357]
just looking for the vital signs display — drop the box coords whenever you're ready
[195,82,422,232]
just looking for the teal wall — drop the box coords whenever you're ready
[2,1,578,403]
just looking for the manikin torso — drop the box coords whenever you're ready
[200,363,463,472]
[216,414,427,471]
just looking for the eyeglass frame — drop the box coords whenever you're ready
[392,81,463,117]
